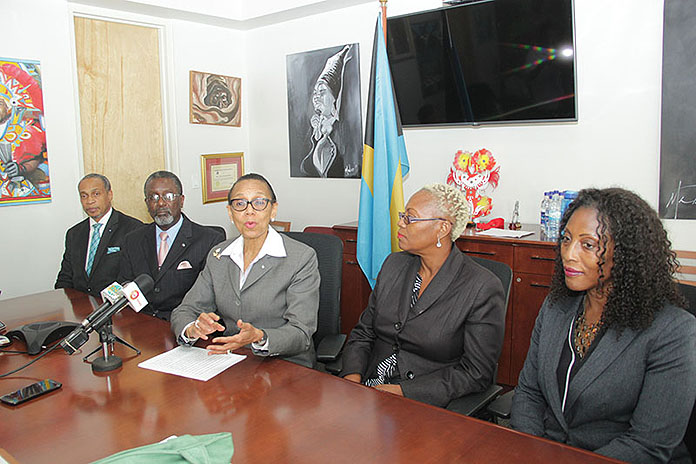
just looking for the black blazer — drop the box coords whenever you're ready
[341,246,506,407]
[55,210,144,296]
[119,214,225,319]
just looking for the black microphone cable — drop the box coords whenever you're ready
[0,342,63,378]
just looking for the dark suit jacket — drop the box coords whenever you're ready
[511,295,696,463]
[55,209,143,296]
[119,214,225,320]
[341,246,506,407]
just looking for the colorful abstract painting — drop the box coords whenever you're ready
[0,57,50,206]
[189,71,241,127]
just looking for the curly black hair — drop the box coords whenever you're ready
[549,187,686,331]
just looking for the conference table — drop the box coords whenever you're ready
[0,289,621,463]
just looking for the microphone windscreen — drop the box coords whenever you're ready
[134,273,155,294]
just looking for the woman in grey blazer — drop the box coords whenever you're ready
[511,188,696,463]
[170,174,319,368]
[341,183,506,407]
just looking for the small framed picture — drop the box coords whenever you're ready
[190,71,241,127]
[201,152,244,204]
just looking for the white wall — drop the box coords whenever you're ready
[1,0,693,300]
[247,0,693,253]
[1,0,84,300]
[0,1,249,300]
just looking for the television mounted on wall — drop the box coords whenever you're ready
[386,0,577,127]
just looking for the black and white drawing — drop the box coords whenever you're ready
[287,44,362,178]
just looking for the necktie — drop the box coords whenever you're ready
[158,232,169,268]
[86,223,103,276]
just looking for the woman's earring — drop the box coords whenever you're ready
[436,236,442,248]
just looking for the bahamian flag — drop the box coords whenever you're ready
[357,14,410,289]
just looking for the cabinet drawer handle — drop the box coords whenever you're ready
[463,250,496,256]
[345,239,357,243]
[530,255,554,262]
[530,282,551,288]
[346,260,359,265]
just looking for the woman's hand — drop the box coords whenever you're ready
[344,373,362,383]
[207,319,264,355]
[185,312,224,340]
[374,384,403,396]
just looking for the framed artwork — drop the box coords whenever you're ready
[286,44,362,178]
[0,57,51,206]
[190,71,241,127]
[201,152,244,204]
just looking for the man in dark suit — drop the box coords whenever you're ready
[119,171,225,321]
[55,173,143,296]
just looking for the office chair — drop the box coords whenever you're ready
[282,232,345,370]
[207,225,227,240]
[445,255,512,417]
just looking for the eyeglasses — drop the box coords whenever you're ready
[145,192,180,203]
[398,212,449,225]
[228,197,273,212]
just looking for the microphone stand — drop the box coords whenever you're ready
[82,319,141,373]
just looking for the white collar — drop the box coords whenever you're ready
[220,225,287,264]
[89,207,113,228]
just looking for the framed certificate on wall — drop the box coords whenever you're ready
[201,152,244,204]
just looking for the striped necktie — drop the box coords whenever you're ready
[86,223,103,276]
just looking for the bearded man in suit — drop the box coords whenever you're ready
[119,171,225,321]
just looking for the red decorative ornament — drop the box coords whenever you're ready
[446,148,500,221]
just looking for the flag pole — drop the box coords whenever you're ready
[380,0,388,43]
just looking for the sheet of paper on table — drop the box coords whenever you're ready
[138,346,246,381]
[476,229,534,238]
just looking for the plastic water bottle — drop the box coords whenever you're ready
[547,191,562,241]
[562,190,578,219]
[540,192,549,239]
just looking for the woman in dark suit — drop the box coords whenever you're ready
[341,183,506,407]
[511,188,696,463]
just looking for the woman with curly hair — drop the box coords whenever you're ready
[511,187,696,463]
[341,183,506,407]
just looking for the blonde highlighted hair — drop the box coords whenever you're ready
[421,183,471,241]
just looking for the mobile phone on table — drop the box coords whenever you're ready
[0,379,62,406]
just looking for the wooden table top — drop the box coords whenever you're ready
[0,289,619,463]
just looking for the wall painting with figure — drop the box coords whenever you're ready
[659,0,696,219]
[0,57,50,206]
[190,71,241,127]
[287,44,362,178]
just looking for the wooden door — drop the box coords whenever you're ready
[74,17,165,222]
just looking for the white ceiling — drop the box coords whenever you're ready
[68,0,377,29]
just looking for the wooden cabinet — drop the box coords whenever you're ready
[333,224,372,334]
[332,223,556,386]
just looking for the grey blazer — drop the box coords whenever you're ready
[170,235,320,368]
[341,246,506,407]
[511,295,696,463]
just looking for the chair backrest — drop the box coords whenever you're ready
[469,255,513,310]
[679,282,696,460]
[207,225,227,240]
[282,232,343,348]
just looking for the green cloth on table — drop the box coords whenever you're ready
[91,432,233,464]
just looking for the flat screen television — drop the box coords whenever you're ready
[386,0,577,127]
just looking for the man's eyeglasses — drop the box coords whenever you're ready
[228,197,273,212]
[398,212,449,225]
[145,193,180,203]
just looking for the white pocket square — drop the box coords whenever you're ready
[177,260,193,270]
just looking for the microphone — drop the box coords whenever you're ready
[61,274,155,354]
